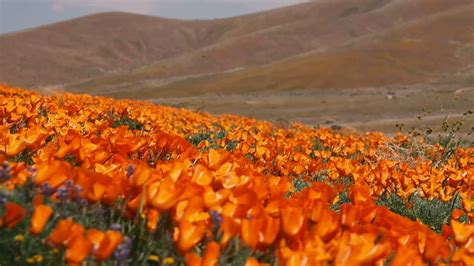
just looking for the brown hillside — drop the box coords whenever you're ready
[125,2,474,98]
[0,0,472,95]
[0,12,228,87]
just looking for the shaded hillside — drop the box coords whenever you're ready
[0,12,228,87]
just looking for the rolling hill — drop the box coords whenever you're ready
[140,3,474,98]
[1,0,472,98]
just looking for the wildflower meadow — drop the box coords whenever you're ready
[0,85,473,265]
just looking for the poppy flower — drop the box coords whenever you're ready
[48,219,75,246]
[32,194,44,207]
[260,214,280,245]
[65,235,93,264]
[34,160,70,185]
[241,218,261,249]
[86,228,105,248]
[219,216,240,245]
[86,183,106,202]
[6,134,26,157]
[30,204,53,234]
[280,205,304,236]
[203,187,231,208]
[192,164,214,186]
[391,246,424,266]
[177,220,206,252]
[309,200,328,222]
[185,252,202,265]
[245,257,267,266]
[4,202,27,228]
[423,234,449,264]
[147,209,160,232]
[202,241,220,266]
[340,203,358,228]
[94,230,124,261]
[451,220,474,243]
[127,192,145,211]
[207,149,230,170]
[64,223,86,247]
[151,179,183,210]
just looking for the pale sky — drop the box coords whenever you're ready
[0,0,308,34]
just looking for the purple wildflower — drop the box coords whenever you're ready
[210,210,222,235]
[97,206,109,220]
[113,236,132,262]
[126,164,135,177]
[110,223,122,231]
[40,182,53,196]
[0,190,8,206]
[56,186,69,201]
[77,197,88,207]
[0,161,10,181]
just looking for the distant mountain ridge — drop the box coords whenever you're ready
[0,0,472,98]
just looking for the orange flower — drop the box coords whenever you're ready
[202,241,220,266]
[48,219,75,246]
[280,205,304,236]
[203,187,231,208]
[314,209,340,242]
[391,246,424,266]
[151,179,183,210]
[192,164,214,186]
[6,134,26,156]
[94,230,124,261]
[86,183,106,202]
[451,220,474,243]
[245,257,264,266]
[147,209,160,232]
[32,193,43,207]
[65,235,93,264]
[206,149,230,170]
[86,228,105,248]
[4,202,27,229]
[34,160,70,185]
[349,184,373,206]
[177,220,206,252]
[219,216,240,245]
[30,204,53,234]
[241,218,260,249]
[185,252,202,265]
[340,203,359,228]
[335,232,391,265]
[47,219,86,248]
[64,223,86,247]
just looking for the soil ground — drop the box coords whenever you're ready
[150,83,474,143]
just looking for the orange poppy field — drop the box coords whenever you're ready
[0,85,473,265]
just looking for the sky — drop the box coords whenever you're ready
[0,0,308,34]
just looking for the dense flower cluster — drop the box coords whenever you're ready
[0,85,473,265]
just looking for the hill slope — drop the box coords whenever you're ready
[139,4,473,98]
[0,0,472,96]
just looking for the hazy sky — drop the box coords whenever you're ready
[0,0,307,34]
